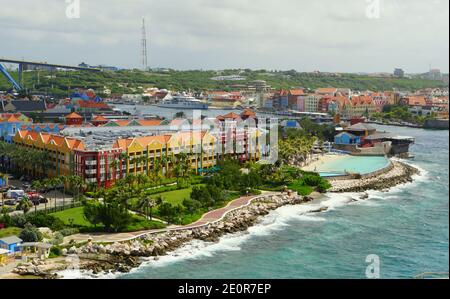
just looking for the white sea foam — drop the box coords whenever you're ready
[58,268,117,279]
[60,161,429,279]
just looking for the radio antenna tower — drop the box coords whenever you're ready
[141,17,148,71]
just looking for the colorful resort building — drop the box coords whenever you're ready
[9,111,267,188]
[333,122,414,157]
[0,113,65,143]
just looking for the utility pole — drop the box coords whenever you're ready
[141,17,148,71]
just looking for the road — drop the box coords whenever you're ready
[2,179,74,215]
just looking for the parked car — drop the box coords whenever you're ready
[6,189,25,199]
[4,199,16,206]
[31,199,40,206]
[39,197,49,204]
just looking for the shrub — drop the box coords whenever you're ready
[58,228,80,237]
[301,174,323,187]
[24,213,65,231]
[51,232,64,245]
[317,180,332,193]
[84,201,133,232]
[19,223,43,242]
[10,214,27,228]
[49,246,62,258]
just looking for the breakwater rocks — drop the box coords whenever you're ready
[13,193,310,278]
[330,161,420,193]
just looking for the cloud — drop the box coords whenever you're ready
[0,0,448,72]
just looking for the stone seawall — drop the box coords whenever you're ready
[13,193,312,278]
[330,161,419,193]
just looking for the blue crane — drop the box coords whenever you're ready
[0,63,22,91]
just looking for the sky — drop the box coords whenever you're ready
[0,0,448,73]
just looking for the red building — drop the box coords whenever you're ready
[288,89,305,109]
[65,112,83,126]
[73,148,123,188]
[92,115,109,126]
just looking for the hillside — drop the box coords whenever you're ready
[0,69,447,98]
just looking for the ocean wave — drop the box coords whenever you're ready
[120,203,338,274]
[59,268,117,280]
[61,163,432,279]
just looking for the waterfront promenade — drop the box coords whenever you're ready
[63,192,275,244]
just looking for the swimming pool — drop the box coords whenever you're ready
[315,155,391,177]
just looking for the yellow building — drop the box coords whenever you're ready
[12,130,85,178]
[112,131,217,177]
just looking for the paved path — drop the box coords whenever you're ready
[63,192,277,244]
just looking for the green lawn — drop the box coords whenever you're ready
[52,207,91,227]
[157,187,195,206]
[0,227,22,238]
[51,206,166,232]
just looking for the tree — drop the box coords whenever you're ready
[83,201,102,228]
[19,223,43,242]
[49,177,62,209]
[17,196,33,214]
[182,198,202,215]
[84,201,132,232]
[158,202,180,224]
[60,175,70,209]
[190,185,211,207]
[137,196,157,220]
[100,202,132,232]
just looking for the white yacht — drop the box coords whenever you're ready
[157,94,209,110]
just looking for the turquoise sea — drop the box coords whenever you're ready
[114,125,448,279]
[59,119,448,279]
[316,156,390,177]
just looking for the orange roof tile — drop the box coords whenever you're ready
[93,115,108,122]
[316,88,337,94]
[115,120,131,127]
[289,89,305,96]
[217,112,241,121]
[66,112,83,119]
[405,96,427,106]
[137,119,163,126]
[241,109,256,117]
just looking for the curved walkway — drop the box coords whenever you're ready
[63,192,276,245]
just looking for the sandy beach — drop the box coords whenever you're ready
[301,154,346,172]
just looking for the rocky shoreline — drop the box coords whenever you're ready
[13,192,313,278]
[10,161,420,279]
[329,161,420,193]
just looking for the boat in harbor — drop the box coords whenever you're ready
[157,94,209,110]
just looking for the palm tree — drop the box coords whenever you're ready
[137,196,157,220]
[155,195,163,206]
[17,196,33,214]
[109,159,118,182]
[60,175,70,209]
[136,173,149,186]
[119,153,129,178]
[68,175,82,206]
[153,159,163,186]
[47,177,62,211]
